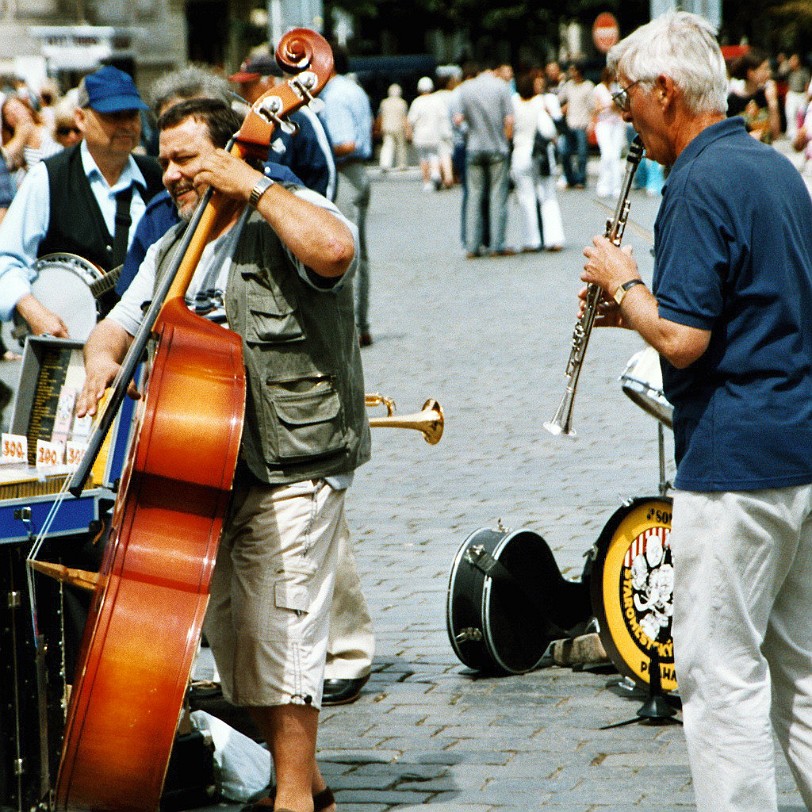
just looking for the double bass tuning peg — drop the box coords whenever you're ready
[291,72,325,114]
[255,96,299,135]
[306,97,325,115]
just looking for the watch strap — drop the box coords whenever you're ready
[614,278,645,306]
[249,175,275,208]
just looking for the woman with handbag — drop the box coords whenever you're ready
[510,72,565,252]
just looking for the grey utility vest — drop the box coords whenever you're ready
[153,209,370,486]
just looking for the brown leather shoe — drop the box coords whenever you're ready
[359,332,373,347]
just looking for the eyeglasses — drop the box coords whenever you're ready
[611,80,641,113]
[56,125,80,137]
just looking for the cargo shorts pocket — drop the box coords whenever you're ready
[274,578,311,615]
[268,384,348,463]
[271,570,316,644]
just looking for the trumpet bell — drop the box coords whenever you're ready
[368,398,444,444]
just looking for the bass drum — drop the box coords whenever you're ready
[590,496,677,693]
[447,527,591,675]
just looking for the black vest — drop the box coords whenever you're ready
[39,145,162,271]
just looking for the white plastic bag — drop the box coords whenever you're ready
[190,710,271,802]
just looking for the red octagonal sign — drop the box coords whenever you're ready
[593,12,620,54]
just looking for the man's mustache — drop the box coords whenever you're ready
[169,182,195,200]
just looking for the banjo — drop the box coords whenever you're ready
[12,252,122,344]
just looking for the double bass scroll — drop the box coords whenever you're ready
[67,28,333,498]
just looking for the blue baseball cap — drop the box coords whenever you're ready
[77,66,148,113]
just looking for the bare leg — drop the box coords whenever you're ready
[249,704,335,812]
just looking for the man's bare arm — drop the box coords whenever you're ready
[196,150,355,279]
[582,235,710,369]
[15,293,69,338]
[76,319,135,418]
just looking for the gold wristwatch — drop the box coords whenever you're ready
[613,278,645,306]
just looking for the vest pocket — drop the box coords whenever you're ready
[247,294,304,343]
[268,383,348,462]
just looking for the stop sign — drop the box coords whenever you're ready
[593,12,620,54]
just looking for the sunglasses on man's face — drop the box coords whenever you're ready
[56,125,80,136]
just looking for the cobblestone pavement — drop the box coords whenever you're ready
[0,153,805,812]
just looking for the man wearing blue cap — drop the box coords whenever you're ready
[0,65,162,337]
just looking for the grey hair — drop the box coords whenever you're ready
[608,11,728,115]
[149,65,233,116]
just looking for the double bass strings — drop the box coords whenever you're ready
[25,472,73,654]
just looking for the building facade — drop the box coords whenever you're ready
[0,0,260,96]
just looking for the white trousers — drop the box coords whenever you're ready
[325,527,375,680]
[511,158,565,250]
[379,131,407,170]
[671,485,812,811]
[785,91,807,141]
[594,118,625,198]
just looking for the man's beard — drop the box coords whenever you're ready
[170,182,200,222]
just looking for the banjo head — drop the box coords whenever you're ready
[30,254,104,343]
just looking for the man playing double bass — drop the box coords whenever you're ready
[76,98,369,812]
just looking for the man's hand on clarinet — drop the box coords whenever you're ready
[577,286,627,328]
[581,236,639,329]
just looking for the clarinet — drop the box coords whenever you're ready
[543,136,645,438]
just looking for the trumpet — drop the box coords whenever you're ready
[544,136,644,438]
[365,393,444,444]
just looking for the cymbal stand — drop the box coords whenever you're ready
[658,422,671,496]
[601,646,681,728]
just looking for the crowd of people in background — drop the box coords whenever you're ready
[0,21,811,811]
[0,42,811,341]
[370,47,812,257]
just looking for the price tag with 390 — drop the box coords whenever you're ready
[36,439,64,469]
[1,433,27,464]
[65,441,88,471]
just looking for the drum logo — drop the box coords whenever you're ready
[622,525,674,668]
[594,498,676,691]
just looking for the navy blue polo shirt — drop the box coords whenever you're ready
[653,116,812,491]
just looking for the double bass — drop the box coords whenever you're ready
[51,30,334,811]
